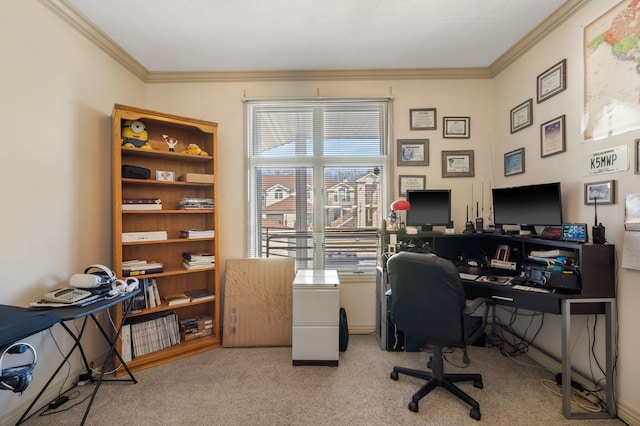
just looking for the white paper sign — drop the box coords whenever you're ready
[583,145,629,176]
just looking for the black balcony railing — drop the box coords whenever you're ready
[262,228,378,270]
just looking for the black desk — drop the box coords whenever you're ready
[0,306,61,347]
[17,290,140,425]
[376,232,617,419]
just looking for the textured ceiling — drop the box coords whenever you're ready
[64,0,568,73]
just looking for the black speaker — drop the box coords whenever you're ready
[339,308,349,352]
[0,343,36,394]
[122,165,150,179]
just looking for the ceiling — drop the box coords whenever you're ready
[58,0,574,77]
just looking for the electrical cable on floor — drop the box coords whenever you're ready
[539,378,604,413]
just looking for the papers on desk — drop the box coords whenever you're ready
[29,295,103,308]
[459,272,479,281]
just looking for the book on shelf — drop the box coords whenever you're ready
[177,197,214,210]
[182,252,215,262]
[179,229,215,239]
[122,231,167,242]
[127,311,180,358]
[164,293,191,306]
[123,198,162,204]
[121,323,132,362]
[182,261,215,270]
[184,288,215,302]
[123,262,164,277]
[122,203,162,211]
[151,278,161,306]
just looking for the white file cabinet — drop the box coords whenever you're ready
[292,269,340,366]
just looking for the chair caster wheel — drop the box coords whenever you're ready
[408,401,419,412]
[470,407,481,420]
[474,379,483,389]
[390,371,399,380]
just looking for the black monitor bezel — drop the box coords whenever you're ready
[405,189,452,228]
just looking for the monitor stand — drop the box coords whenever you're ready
[519,224,536,236]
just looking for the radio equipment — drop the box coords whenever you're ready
[524,264,579,291]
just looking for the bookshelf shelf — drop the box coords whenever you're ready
[112,104,220,376]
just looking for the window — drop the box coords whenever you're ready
[246,98,391,270]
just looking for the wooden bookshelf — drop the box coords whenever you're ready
[112,104,220,375]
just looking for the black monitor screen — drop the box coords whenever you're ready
[405,190,451,229]
[492,182,563,227]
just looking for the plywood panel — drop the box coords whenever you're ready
[223,258,295,347]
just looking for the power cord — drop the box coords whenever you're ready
[540,378,604,413]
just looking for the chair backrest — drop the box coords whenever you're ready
[387,251,466,348]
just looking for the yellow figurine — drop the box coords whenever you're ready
[121,120,152,150]
[181,143,209,156]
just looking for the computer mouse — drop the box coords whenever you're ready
[488,276,498,282]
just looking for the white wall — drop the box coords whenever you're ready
[0,1,144,421]
[492,1,640,420]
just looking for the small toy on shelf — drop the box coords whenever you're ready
[162,134,179,152]
[121,120,152,150]
[181,143,209,156]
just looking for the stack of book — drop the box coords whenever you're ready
[179,315,213,341]
[122,198,162,211]
[122,260,164,277]
[164,292,191,306]
[184,288,215,302]
[182,252,215,270]
[123,311,181,359]
[126,278,162,312]
[177,197,214,210]
[179,229,215,239]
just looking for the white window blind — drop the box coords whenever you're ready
[246,98,392,270]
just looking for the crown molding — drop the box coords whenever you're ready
[145,67,492,83]
[39,0,148,81]
[490,0,588,76]
[41,0,586,84]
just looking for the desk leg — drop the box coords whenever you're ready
[561,299,616,419]
[16,319,88,425]
[80,306,137,425]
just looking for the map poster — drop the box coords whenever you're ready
[584,0,640,141]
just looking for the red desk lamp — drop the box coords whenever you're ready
[390,199,411,230]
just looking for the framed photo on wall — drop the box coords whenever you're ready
[584,180,616,205]
[397,139,429,166]
[410,108,437,130]
[443,117,470,138]
[540,115,566,157]
[510,99,533,133]
[504,147,525,176]
[441,150,474,177]
[537,59,566,103]
[399,175,426,196]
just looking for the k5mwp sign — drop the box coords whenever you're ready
[583,145,629,176]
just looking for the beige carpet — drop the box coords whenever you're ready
[20,334,624,425]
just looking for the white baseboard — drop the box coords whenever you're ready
[348,325,375,335]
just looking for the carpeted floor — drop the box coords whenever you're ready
[19,334,624,425]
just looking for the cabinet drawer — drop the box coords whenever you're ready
[292,326,339,360]
[293,289,339,324]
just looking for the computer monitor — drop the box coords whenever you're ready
[405,190,451,231]
[492,182,563,233]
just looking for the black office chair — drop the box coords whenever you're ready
[387,251,491,420]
